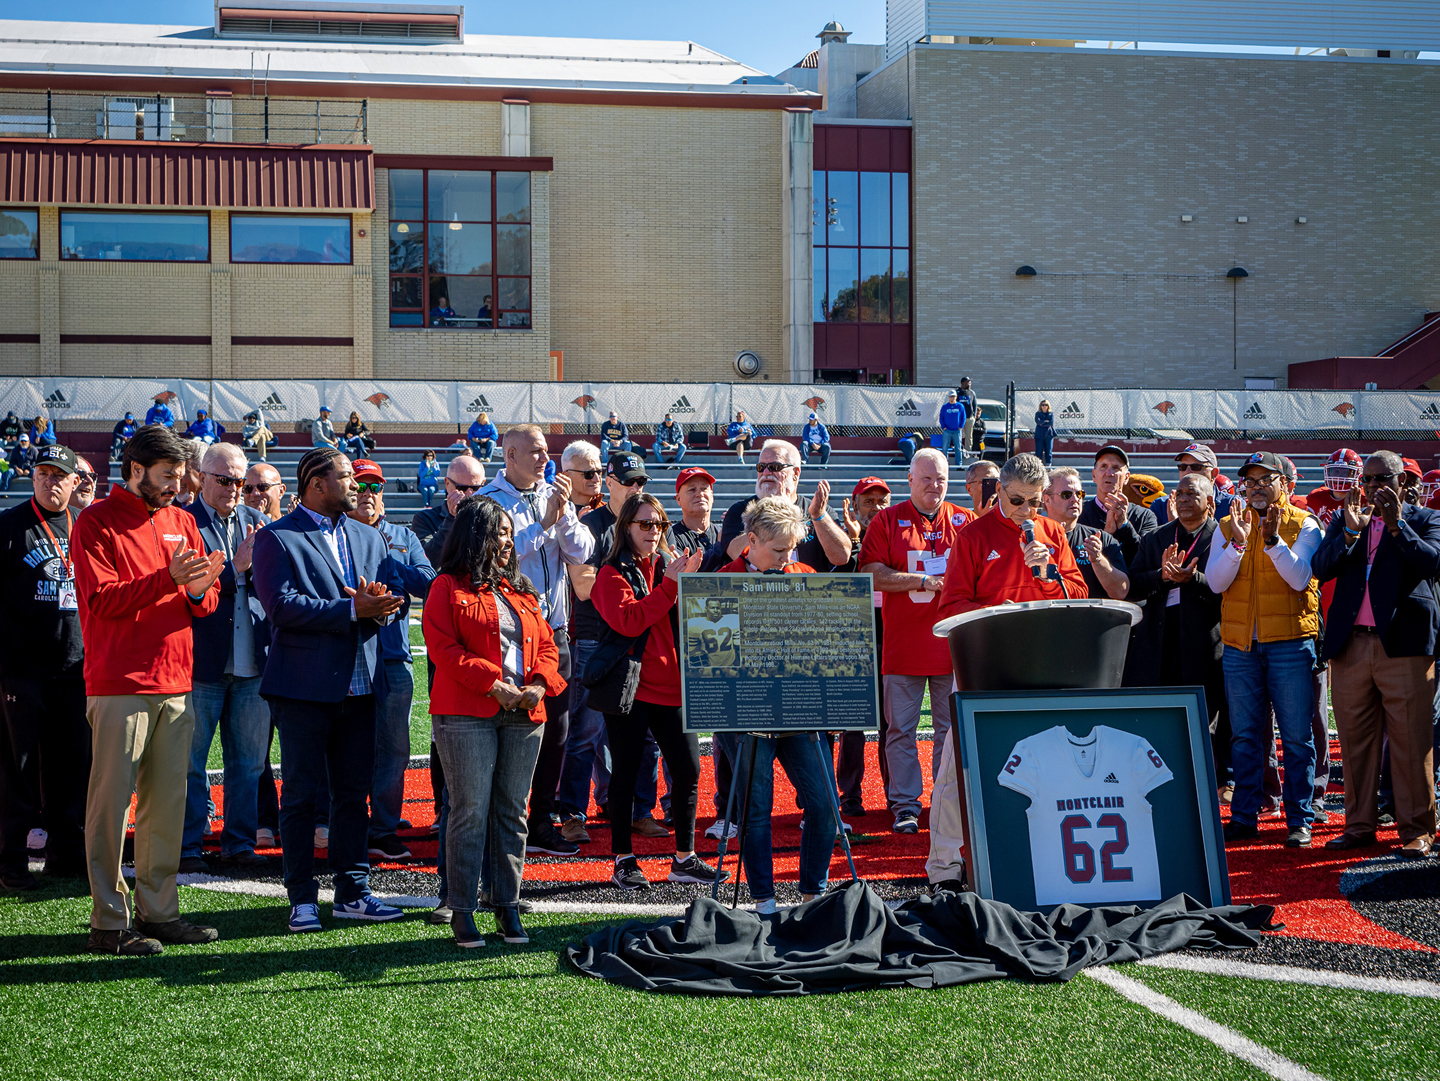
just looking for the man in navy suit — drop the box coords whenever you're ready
[180,444,272,872]
[1313,449,1440,859]
[251,447,405,932]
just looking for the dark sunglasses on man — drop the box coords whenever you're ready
[242,481,278,494]
[447,480,483,494]
[205,472,245,489]
[1175,462,1211,474]
[566,468,602,480]
[74,469,96,484]
[755,462,793,475]
[356,481,384,493]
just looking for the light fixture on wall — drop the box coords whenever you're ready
[1296,216,1308,224]
[1180,214,1193,222]
[1226,267,1249,278]
[1236,216,1248,223]
[1015,265,1037,277]
[395,222,410,233]
[449,213,462,232]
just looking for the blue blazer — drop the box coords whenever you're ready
[186,499,271,684]
[1312,503,1440,661]
[251,506,402,702]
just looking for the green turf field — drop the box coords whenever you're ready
[1,881,1434,1081]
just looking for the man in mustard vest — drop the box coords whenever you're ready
[1205,451,1323,848]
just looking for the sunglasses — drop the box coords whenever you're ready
[567,468,603,480]
[243,482,279,494]
[1361,473,1399,486]
[1241,473,1282,489]
[756,462,793,474]
[1052,489,1082,500]
[356,481,384,493]
[1176,462,1211,473]
[1008,495,1043,508]
[632,519,667,533]
[448,481,483,493]
[74,471,96,483]
[618,477,648,488]
[206,472,245,488]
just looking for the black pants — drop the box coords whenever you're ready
[0,674,89,874]
[604,700,700,855]
[528,626,571,826]
[257,721,280,833]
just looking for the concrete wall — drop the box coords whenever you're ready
[859,46,1440,390]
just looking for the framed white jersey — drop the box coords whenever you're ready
[687,614,740,668]
[997,724,1174,907]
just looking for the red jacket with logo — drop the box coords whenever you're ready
[73,484,220,696]
[592,556,682,707]
[937,511,1085,620]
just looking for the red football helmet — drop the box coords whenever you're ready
[1213,472,1235,496]
[1324,448,1363,493]
[1422,470,1440,502]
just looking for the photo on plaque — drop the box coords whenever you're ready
[950,687,1230,911]
[678,573,879,733]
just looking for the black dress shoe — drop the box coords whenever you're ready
[0,869,40,891]
[495,906,529,944]
[451,911,484,948]
[221,850,269,868]
[1223,821,1259,842]
[176,857,209,874]
[1324,833,1377,851]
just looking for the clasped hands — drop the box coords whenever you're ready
[344,576,404,619]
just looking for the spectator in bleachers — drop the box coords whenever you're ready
[344,413,375,458]
[1208,450,1322,848]
[897,430,924,465]
[1043,467,1130,600]
[429,295,456,327]
[30,416,56,448]
[412,455,486,565]
[654,413,686,466]
[310,406,338,450]
[598,411,636,460]
[185,409,223,446]
[0,410,20,448]
[3,433,35,492]
[1033,399,1055,466]
[725,410,757,465]
[937,390,967,464]
[145,397,176,429]
[346,459,435,863]
[467,413,499,462]
[1078,445,1158,567]
[69,457,98,510]
[240,409,272,461]
[1313,450,1440,859]
[180,443,271,873]
[417,449,441,507]
[242,462,286,521]
[958,377,979,461]
[111,413,137,462]
[800,411,831,469]
[1152,444,1233,525]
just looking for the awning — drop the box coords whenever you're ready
[0,139,374,210]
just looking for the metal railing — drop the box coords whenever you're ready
[0,90,367,145]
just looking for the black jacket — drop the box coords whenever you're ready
[1078,496,1158,568]
[1311,504,1440,661]
[411,503,453,566]
[0,499,84,678]
[185,499,272,683]
[1123,517,1223,693]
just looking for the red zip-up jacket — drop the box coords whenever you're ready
[937,511,1085,620]
[73,484,220,696]
[718,550,816,574]
[591,556,681,707]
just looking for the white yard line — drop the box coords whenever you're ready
[1138,953,1440,1000]
[1086,966,1329,1081]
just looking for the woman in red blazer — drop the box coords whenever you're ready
[423,496,565,949]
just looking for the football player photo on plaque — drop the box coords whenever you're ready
[951,687,1230,911]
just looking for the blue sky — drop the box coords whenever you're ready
[0,1,885,76]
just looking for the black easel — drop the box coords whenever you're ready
[710,730,860,906]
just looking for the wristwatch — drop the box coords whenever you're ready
[1264,534,1279,547]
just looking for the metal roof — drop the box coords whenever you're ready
[0,18,809,99]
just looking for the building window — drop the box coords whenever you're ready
[59,211,209,262]
[813,170,909,325]
[231,214,351,264]
[0,209,38,259]
[388,168,532,329]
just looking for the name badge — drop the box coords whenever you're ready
[1167,587,1181,607]
[58,580,79,611]
[923,555,949,576]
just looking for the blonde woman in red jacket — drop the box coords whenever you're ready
[423,496,565,949]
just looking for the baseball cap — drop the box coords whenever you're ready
[197,408,207,416]
[1239,450,1285,477]
[352,458,384,482]
[1403,457,1423,478]
[34,445,78,474]
[675,466,716,493]
[124,411,134,419]
[1173,443,1218,468]
[319,405,331,412]
[1094,444,1130,465]
[607,452,648,484]
[808,411,818,420]
[18,433,29,443]
[852,476,891,501]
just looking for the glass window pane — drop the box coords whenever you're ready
[0,209,38,259]
[433,277,493,325]
[427,170,490,222]
[498,277,530,311]
[827,247,858,323]
[860,249,890,323]
[390,276,422,309]
[497,224,531,275]
[826,170,857,246]
[60,211,208,261]
[893,249,910,324]
[389,169,424,220]
[231,215,350,264]
[812,179,823,245]
[893,173,910,247]
[427,223,492,275]
[496,172,531,222]
[812,248,826,322]
[500,311,531,329]
[388,223,423,272]
[859,173,890,247]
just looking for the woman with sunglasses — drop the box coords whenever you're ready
[344,413,375,459]
[1033,399,1055,467]
[591,493,721,890]
[417,450,440,508]
[424,495,566,947]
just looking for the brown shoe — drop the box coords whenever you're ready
[632,816,670,839]
[137,918,219,945]
[1323,832,1377,851]
[87,927,163,956]
[1398,838,1434,861]
[559,819,591,845]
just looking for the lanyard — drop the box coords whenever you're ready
[1177,527,1204,566]
[31,500,73,580]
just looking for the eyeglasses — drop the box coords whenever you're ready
[243,482,279,494]
[1240,473,1282,489]
[567,468,602,480]
[447,481,483,493]
[1361,473,1399,486]
[356,481,384,493]
[206,472,245,488]
[74,471,96,483]
[1176,462,1211,473]
[1008,495,1043,508]
[756,462,794,474]
[632,519,667,533]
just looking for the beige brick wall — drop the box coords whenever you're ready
[366,99,502,156]
[860,47,1440,390]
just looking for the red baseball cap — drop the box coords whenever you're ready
[351,458,385,481]
[675,466,716,493]
[852,476,891,501]
[1402,457,1423,478]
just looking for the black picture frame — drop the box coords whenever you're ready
[950,686,1230,910]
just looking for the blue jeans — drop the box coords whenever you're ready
[345,436,368,458]
[603,439,636,459]
[557,638,660,822]
[656,443,686,464]
[940,429,963,460]
[468,438,495,461]
[0,470,13,492]
[183,675,268,858]
[432,712,543,913]
[1223,639,1317,830]
[1035,431,1054,466]
[738,733,838,902]
[370,660,413,838]
[802,443,831,466]
[418,482,437,507]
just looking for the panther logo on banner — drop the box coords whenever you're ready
[366,392,392,408]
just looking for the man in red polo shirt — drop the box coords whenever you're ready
[859,447,971,834]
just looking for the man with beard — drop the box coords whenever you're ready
[73,425,225,954]
[68,457,99,511]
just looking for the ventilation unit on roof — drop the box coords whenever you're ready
[215,2,463,42]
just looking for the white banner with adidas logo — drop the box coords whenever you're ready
[209,380,325,425]
[26,378,207,424]
[586,383,727,428]
[456,383,532,426]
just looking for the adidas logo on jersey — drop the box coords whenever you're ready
[668,396,696,414]
[895,398,921,417]
[986,550,1001,561]
[43,389,71,409]
[259,392,286,411]
[1103,772,1119,784]
[1243,401,1267,420]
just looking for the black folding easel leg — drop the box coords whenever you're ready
[731,733,761,910]
[711,733,750,899]
[811,732,859,883]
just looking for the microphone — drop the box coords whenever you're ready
[1022,519,1041,579]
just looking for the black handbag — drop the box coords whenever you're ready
[582,627,650,715]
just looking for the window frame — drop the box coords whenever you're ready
[229,212,354,266]
[813,169,910,327]
[0,206,40,260]
[59,209,211,264]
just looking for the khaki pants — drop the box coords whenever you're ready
[85,694,194,930]
[1330,632,1437,845]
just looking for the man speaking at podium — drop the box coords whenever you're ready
[925,454,1085,892]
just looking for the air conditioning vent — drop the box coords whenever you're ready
[218,9,461,41]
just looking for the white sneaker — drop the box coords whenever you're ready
[314,827,329,849]
[255,828,276,849]
[704,820,740,841]
[753,898,777,915]
[26,828,47,851]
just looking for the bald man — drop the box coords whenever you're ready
[411,454,486,565]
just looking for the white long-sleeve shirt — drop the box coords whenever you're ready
[1205,515,1322,595]
[477,470,595,630]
